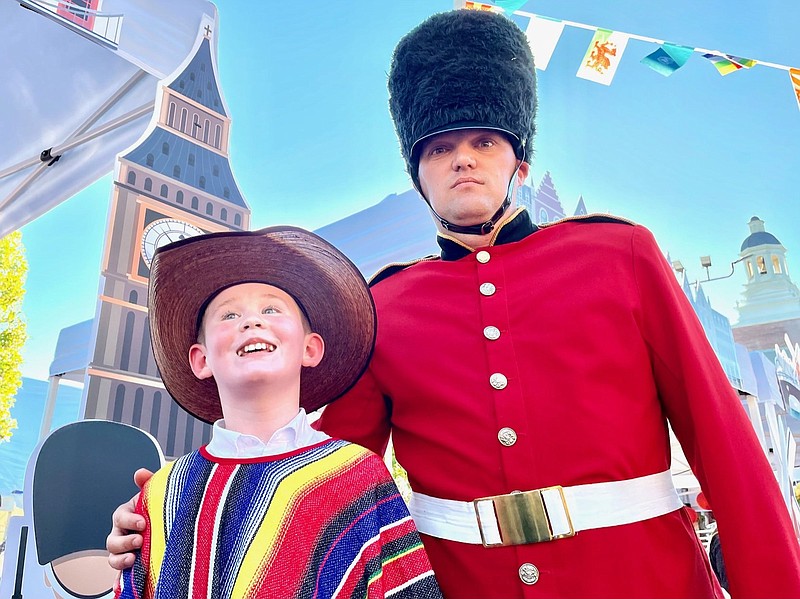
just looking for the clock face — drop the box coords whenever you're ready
[141,218,204,267]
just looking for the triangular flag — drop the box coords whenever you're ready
[727,54,757,68]
[702,53,742,75]
[494,0,528,14]
[576,29,629,85]
[640,43,694,77]
[525,16,565,71]
[463,1,501,12]
[790,68,800,112]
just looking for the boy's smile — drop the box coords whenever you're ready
[189,282,324,405]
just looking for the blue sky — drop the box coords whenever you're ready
[17,0,800,381]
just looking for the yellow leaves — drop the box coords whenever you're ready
[0,231,28,443]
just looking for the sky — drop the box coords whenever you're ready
[14,0,800,382]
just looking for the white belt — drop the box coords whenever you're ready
[408,470,682,547]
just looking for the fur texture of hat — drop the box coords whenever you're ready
[388,9,537,179]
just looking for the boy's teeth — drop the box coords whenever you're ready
[237,342,276,356]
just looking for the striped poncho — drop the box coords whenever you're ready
[116,439,441,599]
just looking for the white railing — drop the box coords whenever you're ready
[19,0,123,47]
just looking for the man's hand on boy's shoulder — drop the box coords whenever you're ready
[106,468,153,570]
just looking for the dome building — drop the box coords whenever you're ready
[732,216,800,360]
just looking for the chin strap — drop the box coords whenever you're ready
[418,155,525,237]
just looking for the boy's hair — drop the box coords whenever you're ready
[148,227,376,423]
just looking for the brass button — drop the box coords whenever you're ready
[489,373,508,390]
[498,427,517,446]
[519,563,539,585]
[479,282,496,296]
[483,326,501,340]
[476,250,491,264]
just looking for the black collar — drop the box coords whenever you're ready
[437,209,538,261]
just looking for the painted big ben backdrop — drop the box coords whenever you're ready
[82,14,250,459]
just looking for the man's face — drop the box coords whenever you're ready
[190,283,323,400]
[417,128,529,231]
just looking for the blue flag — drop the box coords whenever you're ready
[641,43,694,77]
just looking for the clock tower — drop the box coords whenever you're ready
[82,15,250,458]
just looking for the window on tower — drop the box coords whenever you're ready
[213,165,219,177]
[199,176,206,189]
[127,171,136,185]
[772,255,782,274]
[746,261,754,279]
[162,142,169,155]
[146,154,154,167]
[176,191,184,204]
[757,256,768,275]
[192,196,199,209]
[173,165,181,179]
[160,184,168,198]
[215,124,221,149]
[144,178,152,192]
[205,202,213,216]
[188,153,195,167]
[221,208,228,221]
[234,213,242,227]
[167,102,176,127]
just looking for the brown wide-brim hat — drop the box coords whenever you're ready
[148,226,376,423]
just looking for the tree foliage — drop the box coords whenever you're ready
[0,231,28,443]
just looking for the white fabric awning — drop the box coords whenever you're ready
[0,0,217,237]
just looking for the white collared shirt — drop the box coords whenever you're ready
[205,409,330,459]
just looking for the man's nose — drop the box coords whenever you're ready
[452,144,477,169]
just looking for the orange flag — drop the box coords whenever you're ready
[790,68,800,112]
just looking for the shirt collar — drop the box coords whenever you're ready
[205,408,330,459]
[436,207,538,261]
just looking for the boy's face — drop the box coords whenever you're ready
[189,283,324,397]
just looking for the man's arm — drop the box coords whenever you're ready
[107,468,153,570]
[316,367,392,456]
[632,225,800,597]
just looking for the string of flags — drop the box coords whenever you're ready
[462,1,800,112]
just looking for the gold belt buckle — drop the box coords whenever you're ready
[472,486,575,547]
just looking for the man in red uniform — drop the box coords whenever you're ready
[108,9,800,598]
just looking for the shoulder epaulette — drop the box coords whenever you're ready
[369,255,439,287]
[539,213,636,229]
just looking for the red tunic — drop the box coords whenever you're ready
[319,213,800,598]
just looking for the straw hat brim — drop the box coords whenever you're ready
[148,226,376,424]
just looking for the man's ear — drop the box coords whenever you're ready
[516,160,530,185]
[302,333,325,368]
[189,343,213,380]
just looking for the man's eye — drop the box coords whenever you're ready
[428,146,447,156]
[478,139,495,148]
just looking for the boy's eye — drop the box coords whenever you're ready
[263,306,279,314]
[221,311,238,320]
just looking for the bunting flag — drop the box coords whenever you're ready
[640,43,694,77]
[461,4,800,111]
[790,68,800,112]
[727,54,757,68]
[525,16,565,71]
[494,0,528,14]
[463,1,502,12]
[702,53,743,75]
[576,29,629,85]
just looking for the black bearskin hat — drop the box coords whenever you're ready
[388,9,537,180]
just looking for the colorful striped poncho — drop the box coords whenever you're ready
[116,438,441,599]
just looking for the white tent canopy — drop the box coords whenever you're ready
[0,0,217,237]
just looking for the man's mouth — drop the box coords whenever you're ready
[237,342,276,357]
[452,177,481,188]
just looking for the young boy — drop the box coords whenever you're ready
[115,226,441,599]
